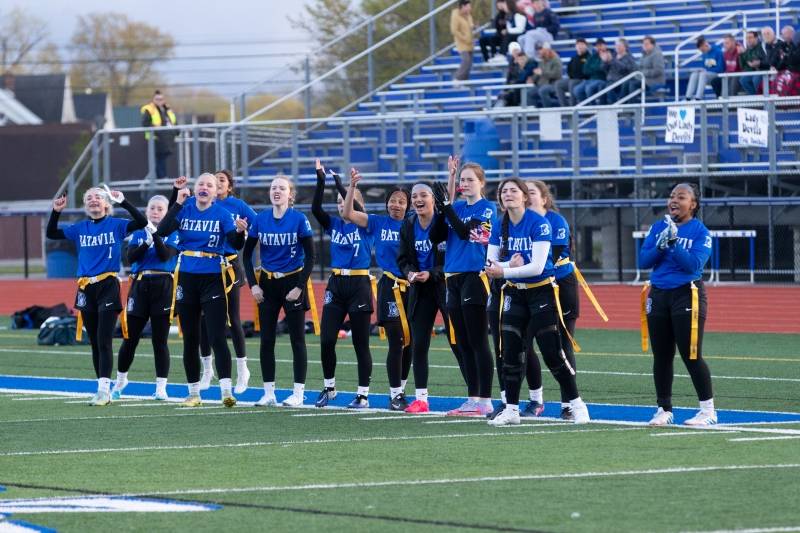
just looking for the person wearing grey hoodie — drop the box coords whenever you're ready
[604,38,638,103]
[636,36,666,97]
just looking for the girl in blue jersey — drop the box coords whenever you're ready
[243,175,315,408]
[342,170,412,411]
[311,159,375,409]
[111,195,179,401]
[397,182,465,414]
[430,159,496,417]
[46,187,148,406]
[639,183,715,426]
[485,179,589,426]
[157,173,247,407]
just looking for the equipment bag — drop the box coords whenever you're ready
[37,317,88,346]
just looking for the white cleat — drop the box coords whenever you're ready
[648,407,674,426]
[199,368,215,391]
[234,365,251,394]
[571,402,591,424]
[153,389,168,401]
[488,407,521,427]
[255,394,277,407]
[281,393,305,407]
[684,409,717,426]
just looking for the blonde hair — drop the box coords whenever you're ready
[83,187,113,216]
[272,174,296,207]
[148,194,169,209]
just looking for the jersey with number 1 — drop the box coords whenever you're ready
[62,217,130,277]
[173,202,236,274]
[489,210,554,284]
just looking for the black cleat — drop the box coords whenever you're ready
[560,406,574,421]
[520,401,545,418]
[315,387,336,408]
[389,393,409,411]
[486,402,506,420]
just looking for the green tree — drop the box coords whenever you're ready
[69,12,175,105]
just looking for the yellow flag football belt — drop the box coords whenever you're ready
[383,272,411,348]
[169,251,235,326]
[75,272,120,342]
[640,281,700,360]
[253,267,320,336]
[554,257,608,322]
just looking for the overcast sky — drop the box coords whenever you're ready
[4,0,322,98]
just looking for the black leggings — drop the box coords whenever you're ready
[320,308,372,388]
[258,304,307,384]
[82,310,118,379]
[178,298,233,383]
[489,302,543,395]
[449,302,493,398]
[648,313,712,410]
[384,321,412,389]
[557,318,578,403]
[200,281,246,358]
[117,314,171,378]
[409,286,462,390]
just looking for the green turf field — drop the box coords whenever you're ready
[0,319,798,532]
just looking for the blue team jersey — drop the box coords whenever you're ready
[413,215,437,272]
[327,216,373,270]
[129,230,180,274]
[367,214,403,277]
[62,217,130,277]
[639,218,712,290]
[174,202,237,274]
[489,210,554,284]
[444,199,496,273]
[545,210,574,279]
[215,196,257,255]
[249,208,313,273]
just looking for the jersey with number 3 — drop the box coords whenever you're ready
[489,210,554,284]
[63,217,130,277]
[642,218,712,289]
[173,202,236,274]
[545,210,573,280]
[327,216,373,270]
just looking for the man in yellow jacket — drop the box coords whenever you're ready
[140,90,177,179]
[450,0,475,81]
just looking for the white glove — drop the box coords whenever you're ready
[251,285,264,304]
[664,214,679,244]
[656,227,670,250]
[144,222,157,246]
[101,184,124,204]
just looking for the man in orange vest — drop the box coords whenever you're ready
[140,90,177,179]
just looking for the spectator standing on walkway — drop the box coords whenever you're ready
[451,0,475,82]
[140,90,177,180]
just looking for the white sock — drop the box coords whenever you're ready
[357,386,369,397]
[561,402,570,409]
[188,382,200,396]
[324,378,335,389]
[237,357,248,373]
[201,356,212,373]
[700,398,715,412]
[506,403,519,412]
[293,383,305,396]
[400,379,407,392]
[390,387,402,398]
[479,398,492,407]
[115,372,128,387]
[219,378,232,396]
[415,388,429,403]
[570,396,586,409]
[263,382,275,396]
[530,387,543,403]
[500,390,507,404]
[155,377,167,391]
[98,377,111,394]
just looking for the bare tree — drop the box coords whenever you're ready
[69,12,175,105]
[0,7,49,74]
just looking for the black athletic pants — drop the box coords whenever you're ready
[200,268,246,359]
[384,321,412,389]
[82,311,118,379]
[117,314,171,378]
[258,302,307,385]
[320,308,372,387]
[489,289,543,397]
[647,282,712,410]
[446,273,493,398]
[178,298,233,383]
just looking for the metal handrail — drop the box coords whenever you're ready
[237,0,460,124]
[576,71,646,109]
[231,0,410,117]
[673,10,748,100]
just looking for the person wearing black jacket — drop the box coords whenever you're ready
[479,0,510,62]
[396,182,465,413]
[555,38,590,106]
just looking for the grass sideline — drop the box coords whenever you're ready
[0,317,798,532]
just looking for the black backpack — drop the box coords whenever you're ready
[37,317,88,346]
[13,304,71,329]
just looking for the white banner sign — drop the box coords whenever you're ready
[737,107,769,147]
[539,111,563,141]
[665,106,695,144]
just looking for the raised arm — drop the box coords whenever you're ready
[446,155,459,201]
[311,159,332,231]
[342,168,369,228]
[432,182,470,241]
[157,189,188,236]
[332,170,363,213]
[46,195,67,240]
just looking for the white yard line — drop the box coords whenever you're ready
[650,431,739,437]
[359,414,444,421]
[727,435,800,442]
[11,396,91,401]
[0,427,645,458]
[682,526,800,532]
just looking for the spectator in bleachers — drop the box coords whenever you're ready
[531,0,559,39]
[498,41,537,107]
[773,26,800,95]
[739,31,768,95]
[504,0,529,47]
[762,26,789,71]
[782,26,796,50]
[720,34,743,96]
[684,36,724,100]
[603,38,637,103]
[556,38,590,106]
[480,0,511,64]
[518,0,557,61]
[450,0,475,82]
[635,36,666,98]
[528,42,563,107]
[572,38,608,103]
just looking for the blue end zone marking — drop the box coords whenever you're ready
[0,486,5,493]
[2,374,800,425]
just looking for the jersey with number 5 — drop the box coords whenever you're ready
[173,201,236,274]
